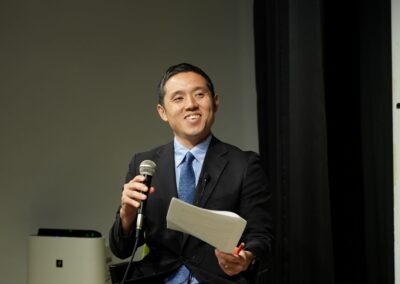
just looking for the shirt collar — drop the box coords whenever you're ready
[174,135,212,167]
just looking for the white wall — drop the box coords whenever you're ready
[394,0,400,282]
[0,1,258,283]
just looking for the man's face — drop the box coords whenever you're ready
[157,71,219,149]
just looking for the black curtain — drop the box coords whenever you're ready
[254,0,393,283]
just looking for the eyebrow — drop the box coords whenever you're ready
[169,86,210,98]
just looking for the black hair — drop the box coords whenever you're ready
[157,63,215,105]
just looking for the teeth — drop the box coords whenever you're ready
[187,114,200,119]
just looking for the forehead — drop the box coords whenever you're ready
[164,72,209,95]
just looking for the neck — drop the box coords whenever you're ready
[175,134,211,149]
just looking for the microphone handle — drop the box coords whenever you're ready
[136,174,153,231]
[138,174,152,214]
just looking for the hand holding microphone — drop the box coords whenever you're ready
[119,160,156,284]
[120,160,157,234]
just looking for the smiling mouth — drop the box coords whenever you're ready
[185,114,201,120]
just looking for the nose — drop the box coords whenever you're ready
[185,95,198,109]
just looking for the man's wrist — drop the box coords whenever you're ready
[243,248,258,272]
[119,206,137,236]
[243,250,254,271]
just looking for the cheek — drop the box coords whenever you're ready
[206,106,216,118]
[162,105,181,119]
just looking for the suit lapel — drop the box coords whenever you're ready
[156,142,192,251]
[154,142,178,200]
[157,137,228,207]
[197,137,228,208]
[182,137,228,249]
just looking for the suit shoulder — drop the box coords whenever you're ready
[134,142,171,159]
[125,142,172,181]
[128,142,172,164]
[214,139,260,162]
[216,139,259,155]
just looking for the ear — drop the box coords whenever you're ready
[213,95,219,112]
[157,104,168,122]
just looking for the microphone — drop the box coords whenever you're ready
[121,160,156,284]
[136,160,157,232]
[202,172,210,193]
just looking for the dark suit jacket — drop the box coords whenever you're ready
[109,136,272,284]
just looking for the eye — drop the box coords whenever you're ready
[172,96,183,102]
[195,92,205,98]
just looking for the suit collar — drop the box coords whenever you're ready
[194,136,228,207]
[154,137,228,207]
[154,141,178,199]
[181,136,229,249]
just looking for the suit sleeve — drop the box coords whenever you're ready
[239,152,273,268]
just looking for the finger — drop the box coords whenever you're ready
[215,249,242,265]
[149,186,155,194]
[221,263,239,276]
[128,187,149,200]
[121,187,147,206]
[233,243,245,256]
[130,175,146,183]
[127,182,149,193]
[121,194,141,209]
[121,177,155,209]
[215,249,246,276]
[123,180,150,196]
[128,175,148,188]
[215,251,235,270]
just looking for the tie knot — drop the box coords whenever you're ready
[178,151,196,204]
[185,152,195,164]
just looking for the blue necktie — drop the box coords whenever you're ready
[165,152,199,284]
[178,152,196,204]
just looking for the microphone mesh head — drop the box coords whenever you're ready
[139,160,157,176]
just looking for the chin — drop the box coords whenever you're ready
[191,133,210,142]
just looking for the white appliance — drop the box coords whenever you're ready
[28,229,111,284]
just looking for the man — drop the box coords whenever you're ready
[109,63,272,283]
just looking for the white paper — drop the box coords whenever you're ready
[166,197,247,253]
